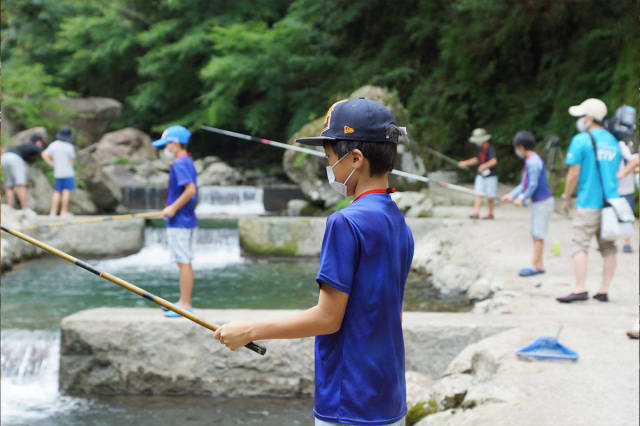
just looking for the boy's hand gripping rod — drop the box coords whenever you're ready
[200,126,494,200]
[0,225,267,356]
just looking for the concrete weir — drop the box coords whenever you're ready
[59,308,511,397]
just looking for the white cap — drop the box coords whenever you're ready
[568,98,607,121]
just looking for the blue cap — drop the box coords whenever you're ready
[152,125,191,147]
[295,98,398,146]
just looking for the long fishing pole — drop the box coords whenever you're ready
[200,126,495,199]
[423,146,460,168]
[0,225,267,356]
[13,211,165,232]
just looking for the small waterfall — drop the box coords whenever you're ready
[195,185,265,215]
[1,329,87,424]
[96,226,243,271]
[120,185,266,215]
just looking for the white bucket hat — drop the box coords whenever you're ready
[469,128,491,145]
[568,98,607,121]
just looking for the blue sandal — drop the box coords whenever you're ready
[164,306,193,317]
[519,266,545,277]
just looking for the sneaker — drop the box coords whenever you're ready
[623,245,633,253]
[627,330,639,339]
[165,307,193,318]
[21,208,38,217]
[556,292,588,303]
[482,214,494,220]
[49,213,58,217]
[592,293,609,302]
[60,213,75,218]
[469,214,480,219]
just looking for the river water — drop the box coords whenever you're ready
[1,187,468,425]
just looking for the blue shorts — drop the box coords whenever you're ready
[54,177,76,192]
[167,227,195,264]
[530,196,555,240]
[474,175,498,197]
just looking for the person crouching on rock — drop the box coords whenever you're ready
[501,131,555,277]
[214,98,415,426]
[152,125,198,317]
[1,133,46,216]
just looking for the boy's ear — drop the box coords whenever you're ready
[350,149,364,169]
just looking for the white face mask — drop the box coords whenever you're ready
[514,148,525,159]
[326,152,356,197]
[576,116,591,133]
[163,146,176,160]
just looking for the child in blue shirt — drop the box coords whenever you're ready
[214,99,414,426]
[152,125,198,317]
[501,131,554,277]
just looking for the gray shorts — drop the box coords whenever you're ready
[474,175,498,197]
[530,196,555,240]
[1,152,27,187]
[315,418,405,426]
[167,227,195,264]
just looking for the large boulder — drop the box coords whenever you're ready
[26,166,98,215]
[238,217,326,257]
[56,97,123,146]
[8,126,50,147]
[283,86,427,207]
[0,206,39,270]
[76,153,122,212]
[195,156,242,186]
[92,128,158,167]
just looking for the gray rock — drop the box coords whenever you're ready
[406,371,436,409]
[428,373,473,410]
[9,126,50,146]
[56,97,123,145]
[467,278,492,302]
[415,409,477,426]
[198,160,242,186]
[77,153,122,212]
[238,217,326,257]
[286,199,310,216]
[92,128,157,167]
[0,206,39,270]
[461,382,520,408]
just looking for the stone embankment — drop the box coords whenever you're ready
[59,308,511,396]
[1,205,145,271]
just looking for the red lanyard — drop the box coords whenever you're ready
[480,146,488,163]
[353,188,395,202]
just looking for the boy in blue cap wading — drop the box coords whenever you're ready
[215,98,414,426]
[152,126,198,317]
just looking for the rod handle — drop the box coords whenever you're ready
[245,341,267,355]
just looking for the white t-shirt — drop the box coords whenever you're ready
[44,140,76,178]
[618,141,637,196]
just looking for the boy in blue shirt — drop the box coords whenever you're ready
[215,98,414,426]
[152,125,198,317]
[501,131,554,277]
[558,98,621,303]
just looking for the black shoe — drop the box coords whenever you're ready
[556,292,589,303]
[593,293,609,302]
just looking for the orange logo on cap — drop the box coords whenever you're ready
[344,126,354,134]
[321,99,348,135]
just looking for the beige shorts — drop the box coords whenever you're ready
[571,208,617,257]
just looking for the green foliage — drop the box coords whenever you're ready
[406,400,438,426]
[114,156,131,166]
[1,61,75,130]
[2,0,637,182]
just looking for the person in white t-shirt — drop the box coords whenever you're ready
[42,126,77,217]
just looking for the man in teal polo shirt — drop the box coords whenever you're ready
[558,98,621,303]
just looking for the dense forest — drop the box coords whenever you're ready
[1,0,637,180]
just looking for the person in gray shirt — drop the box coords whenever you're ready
[1,133,46,216]
[42,126,77,217]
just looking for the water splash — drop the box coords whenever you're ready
[195,186,265,215]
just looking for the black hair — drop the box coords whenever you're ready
[324,123,403,176]
[30,134,44,144]
[512,130,536,151]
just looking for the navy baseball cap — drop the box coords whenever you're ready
[152,125,191,147]
[296,98,399,146]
